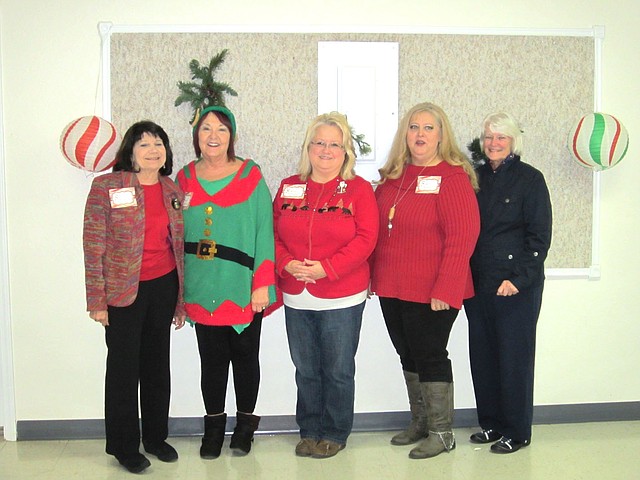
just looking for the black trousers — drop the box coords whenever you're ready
[379,297,459,383]
[464,285,543,442]
[104,269,178,456]
[195,313,263,414]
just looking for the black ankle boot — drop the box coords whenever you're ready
[115,452,151,473]
[200,414,227,459]
[229,412,261,455]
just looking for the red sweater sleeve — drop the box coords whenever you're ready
[430,173,480,307]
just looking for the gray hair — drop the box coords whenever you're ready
[481,112,523,156]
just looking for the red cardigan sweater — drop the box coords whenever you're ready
[273,174,379,299]
[370,162,480,309]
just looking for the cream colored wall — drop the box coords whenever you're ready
[1,0,638,424]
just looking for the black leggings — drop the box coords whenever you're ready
[379,297,458,383]
[195,313,263,414]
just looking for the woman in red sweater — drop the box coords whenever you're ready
[273,112,379,459]
[370,102,480,459]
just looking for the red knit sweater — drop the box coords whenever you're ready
[370,162,480,309]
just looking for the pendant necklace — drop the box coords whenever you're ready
[388,163,429,236]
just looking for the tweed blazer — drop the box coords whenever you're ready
[83,171,185,315]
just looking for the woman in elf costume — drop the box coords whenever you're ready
[176,106,276,459]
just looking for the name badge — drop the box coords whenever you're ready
[416,176,441,194]
[109,187,137,208]
[183,192,193,210]
[281,184,306,199]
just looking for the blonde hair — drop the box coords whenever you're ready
[378,102,478,190]
[297,111,357,181]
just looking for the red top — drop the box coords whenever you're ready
[139,182,176,281]
[370,162,480,309]
[83,172,185,315]
[273,174,379,299]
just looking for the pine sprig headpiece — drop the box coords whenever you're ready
[467,137,488,167]
[175,49,238,126]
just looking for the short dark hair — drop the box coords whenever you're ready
[113,121,174,176]
[192,110,236,161]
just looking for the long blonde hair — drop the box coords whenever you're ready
[378,102,478,190]
[297,112,357,181]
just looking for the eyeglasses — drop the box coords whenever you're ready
[310,140,345,152]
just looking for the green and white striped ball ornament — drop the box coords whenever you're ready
[568,113,629,171]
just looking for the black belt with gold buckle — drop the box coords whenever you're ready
[184,240,254,270]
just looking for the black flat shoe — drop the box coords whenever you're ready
[115,453,151,473]
[144,441,178,462]
[469,429,502,444]
[490,437,530,454]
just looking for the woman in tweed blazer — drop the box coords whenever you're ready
[83,121,185,474]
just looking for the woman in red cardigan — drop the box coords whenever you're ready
[370,102,480,459]
[273,112,379,459]
[83,121,185,474]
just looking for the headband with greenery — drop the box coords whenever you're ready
[175,49,237,128]
[175,49,371,157]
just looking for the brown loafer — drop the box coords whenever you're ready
[295,438,318,457]
[311,440,345,459]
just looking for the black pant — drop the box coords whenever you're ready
[104,269,178,456]
[195,313,263,414]
[379,297,459,383]
[464,285,543,442]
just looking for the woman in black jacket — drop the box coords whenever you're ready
[464,112,552,454]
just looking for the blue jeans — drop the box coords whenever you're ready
[285,302,365,445]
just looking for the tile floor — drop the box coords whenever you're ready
[1,421,638,479]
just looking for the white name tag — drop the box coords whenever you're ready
[415,176,441,194]
[183,192,193,210]
[281,183,306,199]
[109,187,137,208]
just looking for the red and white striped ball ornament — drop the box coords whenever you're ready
[568,113,629,171]
[60,116,121,172]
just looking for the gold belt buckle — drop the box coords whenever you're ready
[196,240,217,260]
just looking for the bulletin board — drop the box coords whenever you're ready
[101,24,602,274]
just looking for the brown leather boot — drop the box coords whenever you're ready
[409,382,455,459]
[391,371,429,445]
